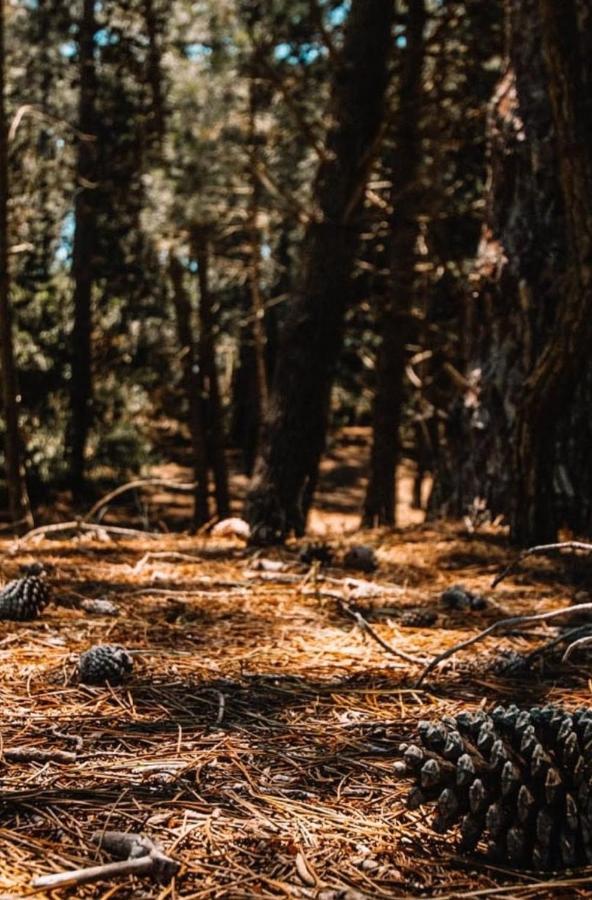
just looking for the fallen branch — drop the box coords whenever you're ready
[84,478,196,523]
[492,541,592,588]
[338,598,425,666]
[15,520,164,545]
[416,601,592,686]
[3,746,77,764]
[31,831,179,889]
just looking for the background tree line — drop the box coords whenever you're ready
[1,0,590,545]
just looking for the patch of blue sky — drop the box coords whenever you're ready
[184,42,213,60]
[59,40,76,58]
[273,42,325,64]
[328,2,350,26]
[55,211,74,265]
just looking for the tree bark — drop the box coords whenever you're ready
[191,227,230,519]
[69,0,97,497]
[432,0,592,544]
[511,0,592,543]
[362,0,427,528]
[245,0,395,543]
[169,254,210,525]
[245,75,269,444]
[0,0,32,527]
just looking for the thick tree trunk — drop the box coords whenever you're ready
[511,0,592,543]
[362,0,427,528]
[245,0,395,543]
[169,254,210,525]
[0,0,32,527]
[432,0,592,544]
[192,227,230,519]
[69,0,97,497]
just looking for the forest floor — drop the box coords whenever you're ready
[1,433,592,898]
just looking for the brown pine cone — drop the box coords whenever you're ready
[398,704,592,870]
[79,644,133,685]
[0,575,50,620]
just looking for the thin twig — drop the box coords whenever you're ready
[562,634,592,662]
[84,479,196,523]
[338,599,425,666]
[416,601,592,686]
[492,541,592,588]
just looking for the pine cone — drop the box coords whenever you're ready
[298,542,334,567]
[79,644,133,685]
[398,704,592,869]
[400,608,438,628]
[441,584,487,611]
[0,575,50,620]
[343,545,377,572]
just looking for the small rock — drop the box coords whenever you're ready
[80,598,120,616]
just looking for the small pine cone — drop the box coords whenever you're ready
[398,704,592,870]
[343,545,377,572]
[298,542,334,567]
[0,575,50,620]
[79,644,133,685]
[400,608,438,628]
[488,649,532,677]
[441,584,487,611]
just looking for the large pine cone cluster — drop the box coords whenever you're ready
[79,644,133,685]
[398,704,592,870]
[0,575,50,620]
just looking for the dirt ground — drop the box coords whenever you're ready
[1,440,592,898]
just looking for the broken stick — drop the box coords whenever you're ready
[31,830,180,889]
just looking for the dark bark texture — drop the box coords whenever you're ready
[69,0,97,496]
[0,0,32,526]
[192,227,230,520]
[362,0,427,528]
[245,0,395,543]
[433,0,592,543]
[169,254,210,525]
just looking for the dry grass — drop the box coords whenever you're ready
[1,518,592,898]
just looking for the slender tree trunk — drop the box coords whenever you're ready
[245,0,395,543]
[0,0,32,527]
[69,0,97,497]
[191,227,230,519]
[246,76,269,442]
[169,254,210,525]
[362,0,427,527]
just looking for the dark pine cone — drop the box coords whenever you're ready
[0,575,50,620]
[440,584,487,611]
[79,644,134,685]
[298,542,334,567]
[398,704,592,870]
[400,608,438,628]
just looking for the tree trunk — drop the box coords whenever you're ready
[245,0,395,543]
[169,254,210,525]
[0,0,32,527]
[192,227,230,519]
[69,0,97,497]
[362,0,427,528]
[432,0,592,544]
[245,75,269,442]
[511,0,592,543]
